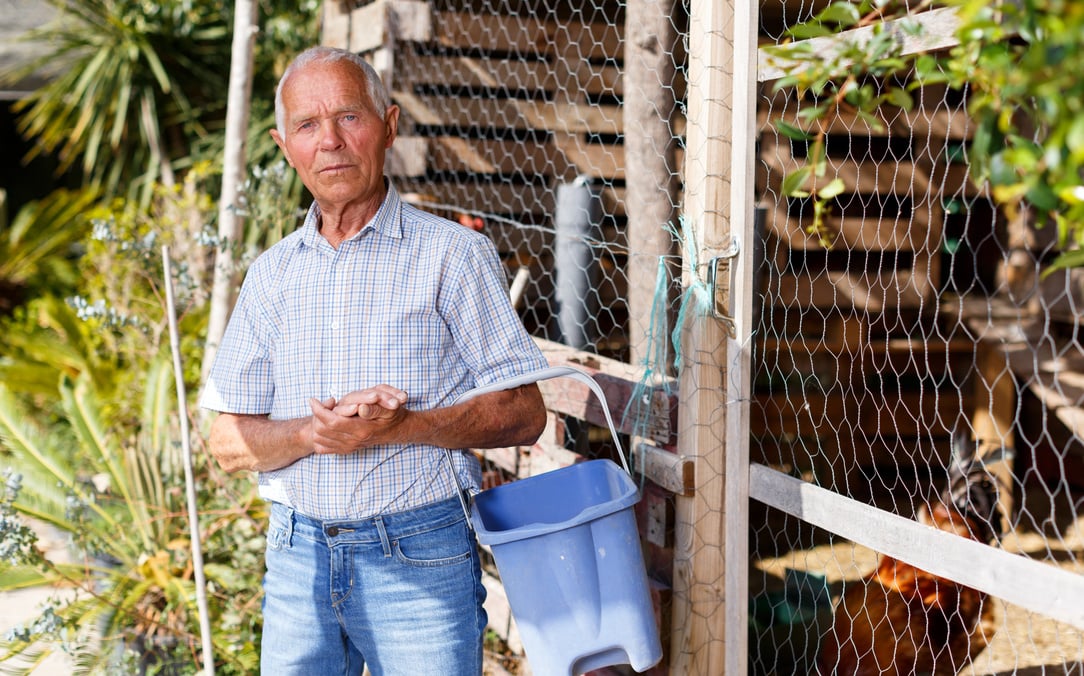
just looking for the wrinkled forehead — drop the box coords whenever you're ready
[281,61,379,114]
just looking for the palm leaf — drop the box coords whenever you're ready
[59,374,155,551]
[0,384,115,532]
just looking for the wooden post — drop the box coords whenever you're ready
[670,0,759,673]
[203,0,258,387]
[624,0,680,366]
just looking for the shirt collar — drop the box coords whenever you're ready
[298,180,405,249]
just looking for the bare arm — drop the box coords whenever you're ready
[206,385,409,473]
[321,383,547,452]
[207,384,546,474]
[207,412,313,474]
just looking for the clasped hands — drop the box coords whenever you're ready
[308,385,409,455]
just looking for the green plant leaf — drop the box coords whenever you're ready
[782,166,814,197]
[817,178,847,200]
[818,2,862,27]
[776,121,815,141]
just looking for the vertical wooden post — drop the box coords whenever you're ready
[624,0,679,366]
[203,0,258,387]
[670,0,759,673]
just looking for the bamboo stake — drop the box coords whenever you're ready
[162,245,216,675]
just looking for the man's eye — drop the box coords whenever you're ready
[342,114,358,122]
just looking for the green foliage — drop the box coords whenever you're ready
[4,0,232,203]
[4,0,320,207]
[0,169,288,673]
[0,188,98,316]
[0,0,320,669]
[0,366,265,675]
[763,0,1084,269]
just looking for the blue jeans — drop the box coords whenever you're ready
[260,496,487,675]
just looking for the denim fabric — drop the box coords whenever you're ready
[260,497,487,675]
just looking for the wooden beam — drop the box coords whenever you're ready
[632,441,695,496]
[534,337,678,446]
[624,0,681,366]
[348,0,432,54]
[670,0,758,672]
[749,463,1084,631]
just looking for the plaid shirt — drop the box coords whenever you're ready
[200,184,547,519]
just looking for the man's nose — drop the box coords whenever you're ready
[317,121,345,150]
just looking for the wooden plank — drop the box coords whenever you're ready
[322,0,351,50]
[393,91,623,136]
[395,178,554,218]
[758,100,976,141]
[388,135,555,177]
[759,133,940,202]
[766,268,935,311]
[757,6,964,82]
[395,180,627,230]
[432,10,623,61]
[751,431,956,476]
[432,11,555,56]
[533,337,679,446]
[395,50,623,98]
[762,199,938,252]
[393,136,643,187]
[624,0,682,366]
[349,0,432,54]
[752,389,967,438]
[632,441,695,496]
[757,310,868,354]
[515,100,623,136]
[749,463,1084,631]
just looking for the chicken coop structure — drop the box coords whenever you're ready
[322,1,1084,674]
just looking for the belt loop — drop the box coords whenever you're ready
[273,503,296,548]
[374,516,392,558]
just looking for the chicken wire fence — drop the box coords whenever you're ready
[323,0,1084,673]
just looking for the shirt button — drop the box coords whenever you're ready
[331,321,340,330]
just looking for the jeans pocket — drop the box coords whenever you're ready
[266,505,292,551]
[393,520,472,567]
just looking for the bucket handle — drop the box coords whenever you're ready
[443,365,632,527]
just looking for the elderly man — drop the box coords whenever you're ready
[201,46,548,675]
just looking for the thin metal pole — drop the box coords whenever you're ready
[162,245,216,675]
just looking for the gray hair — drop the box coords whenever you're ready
[274,46,392,135]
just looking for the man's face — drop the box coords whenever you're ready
[270,60,399,212]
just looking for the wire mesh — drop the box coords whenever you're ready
[323,0,1084,673]
[752,3,1084,675]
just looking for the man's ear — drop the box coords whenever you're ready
[384,105,400,149]
[270,129,294,167]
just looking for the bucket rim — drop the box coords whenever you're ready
[470,459,640,546]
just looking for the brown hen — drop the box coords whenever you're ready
[815,437,1009,676]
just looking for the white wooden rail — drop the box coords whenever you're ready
[750,464,1084,631]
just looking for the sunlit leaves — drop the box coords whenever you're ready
[768,0,1084,268]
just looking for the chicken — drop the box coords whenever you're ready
[815,436,1009,676]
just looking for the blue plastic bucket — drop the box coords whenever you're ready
[471,458,663,675]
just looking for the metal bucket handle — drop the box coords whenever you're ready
[443,365,631,528]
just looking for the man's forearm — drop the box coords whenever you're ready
[209,384,547,474]
[208,413,313,473]
[401,385,547,451]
